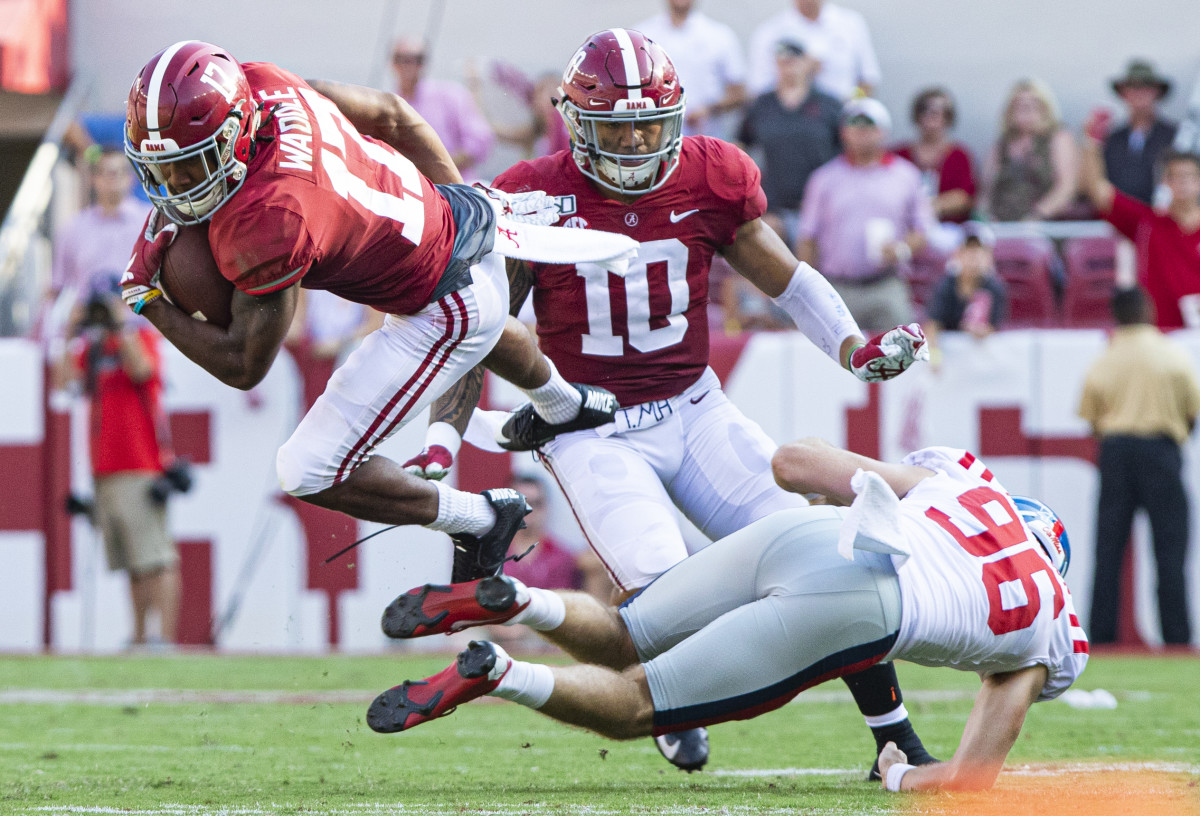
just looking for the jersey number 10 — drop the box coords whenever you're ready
[576,238,690,356]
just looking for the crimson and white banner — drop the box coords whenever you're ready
[3,329,1198,651]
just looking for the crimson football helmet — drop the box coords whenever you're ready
[1012,495,1071,576]
[557,28,685,195]
[125,41,259,224]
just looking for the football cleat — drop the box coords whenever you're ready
[495,384,619,451]
[381,575,530,639]
[450,488,532,584]
[654,727,710,772]
[366,640,510,734]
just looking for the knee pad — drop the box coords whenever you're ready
[276,439,323,497]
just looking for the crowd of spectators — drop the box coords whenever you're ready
[414,0,1198,340]
[35,1,1200,650]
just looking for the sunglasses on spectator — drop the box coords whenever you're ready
[392,53,425,66]
[844,114,879,127]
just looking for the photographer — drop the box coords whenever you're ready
[56,280,181,649]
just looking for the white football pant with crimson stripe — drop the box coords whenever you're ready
[538,368,807,591]
[276,253,507,496]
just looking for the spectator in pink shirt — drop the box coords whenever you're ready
[796,97,937,332]
[391,37,494,180]
[51,148,151,303]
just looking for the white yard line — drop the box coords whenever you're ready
[23,807,887,816]
[0,689,376,705]
[709,761,1200,778]
[0,688,986,707]
[12,765,1199,816]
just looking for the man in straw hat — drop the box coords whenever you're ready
[1104,59,1177,204]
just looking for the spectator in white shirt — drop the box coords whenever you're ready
[747,0,881,101]
[636,0,748,137]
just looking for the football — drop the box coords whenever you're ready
[158,222,234,328]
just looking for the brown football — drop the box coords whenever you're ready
[159,223,234,329]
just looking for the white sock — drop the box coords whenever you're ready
[490,659,555,709]
[507,586,566,631]
[523,359,580,424]
[864,703,910,728]
[426,481,496,535]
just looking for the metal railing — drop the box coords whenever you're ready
[0,78,90,337]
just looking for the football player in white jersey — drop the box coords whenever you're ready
[365,437,1087,793]
[400,27,930,775]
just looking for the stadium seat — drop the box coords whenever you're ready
[991,237,1058,327]
[906,247,948,312]
[1062,236,1118,327]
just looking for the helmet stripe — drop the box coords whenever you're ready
[145,40,196,137]
[609,28,642,100]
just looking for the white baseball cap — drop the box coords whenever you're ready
[841,97,892,130]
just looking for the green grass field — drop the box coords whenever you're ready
[1,650,1197,815]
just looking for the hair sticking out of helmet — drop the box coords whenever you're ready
[1011,495,1071,576]
[125,41,259,225]
[557,28,685,196]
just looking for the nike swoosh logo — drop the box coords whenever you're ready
[656,735,682,759]
[689,392,709,405]
[669,209,700,223]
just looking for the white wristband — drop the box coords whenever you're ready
[885,762,915,792]
[892,241,912,264]
[425,421,462,456]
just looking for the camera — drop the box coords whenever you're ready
[149,459,194,504]
[65,494,95,516]
[80,287,122,332]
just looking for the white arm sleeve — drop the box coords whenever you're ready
[771,262,863,364]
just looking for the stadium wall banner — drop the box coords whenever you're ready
[2,330,1198,652]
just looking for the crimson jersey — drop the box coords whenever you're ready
[208,64,457,315]
[494,136,766,404]
[72,328,165,476]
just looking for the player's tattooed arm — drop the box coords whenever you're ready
[428,367,485,437]
[307,79,463,185]
[422,259,535,436]
[506,258,535,316]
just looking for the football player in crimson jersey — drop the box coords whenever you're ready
[367,439,1087,794]
[119,41,625,586]
[403,28,931,774]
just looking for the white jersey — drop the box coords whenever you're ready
[885,448,1089,701]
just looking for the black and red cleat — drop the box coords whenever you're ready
[366,640,511,734]
[450,488,532,583]
[381,575,530,639]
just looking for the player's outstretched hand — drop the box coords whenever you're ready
[849,323,930,383]
[403,445,454,481]
[876,741,909,790]
[120,211,176,314]
[474,184,560,226]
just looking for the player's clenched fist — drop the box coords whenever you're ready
[120,212,176,315]
[403,445,455,481]
[849,323,929,383]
